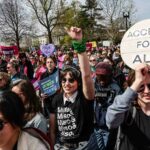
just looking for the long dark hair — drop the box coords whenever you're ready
[0,91,25,128]
[12,80,41,121]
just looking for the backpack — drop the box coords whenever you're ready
[24,127,52,150]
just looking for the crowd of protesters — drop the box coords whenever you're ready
[0,26,149,150]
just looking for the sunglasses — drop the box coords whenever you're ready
[96,75,110,81]
[62,78,75,84]
[137,84,150,93]
[0,119,7,131]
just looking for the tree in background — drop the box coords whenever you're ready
[26,0,68,43]
[57,0,82,45]
[0,0,30,51]
[98,0,136,44]
[81,0,104,41]
[58,0,104,45]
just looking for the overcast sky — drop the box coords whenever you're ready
[69,0,150,22]
[135,0,150,21]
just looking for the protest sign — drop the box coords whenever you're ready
[38,70,60,96]
[0,45,18,55]
[40,44,55,57]
[86,42,92,50]
[120,19,150,70]
[90,41,97,48]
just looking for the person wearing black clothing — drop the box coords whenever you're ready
[40,55,60,118]
[19,53,34,80]
[0,57,7,72]
[106,63,150,150]
[49,27,95,150]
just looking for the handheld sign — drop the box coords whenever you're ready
[40,44,55,57]
[38,70,60,96]
[120,19,150,70]
[0,45,19,55]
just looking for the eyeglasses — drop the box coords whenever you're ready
[90,59,96,62]
[0,119,7,131]
[62,78,75,84]
[137,84,150,93]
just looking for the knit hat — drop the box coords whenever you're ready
[95,62,112,75]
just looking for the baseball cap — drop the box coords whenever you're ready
[95,62,112,75]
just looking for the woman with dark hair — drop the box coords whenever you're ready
[19,52,34,80]
[0,91,50,150]
[106,63,150,150]
[49,27,95,150]
[11,79,47,134]
[40,55,60,118]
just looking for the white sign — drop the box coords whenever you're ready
[120,19,150,70]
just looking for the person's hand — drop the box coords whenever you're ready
[65,26,82,41]
[134,63,150,84]
[40,93,48,100]
[131,63,150,91]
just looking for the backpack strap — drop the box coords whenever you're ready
[23,127,52,150]
[125,106,137,126]
[114,106,137,150]
[115,126,122,150]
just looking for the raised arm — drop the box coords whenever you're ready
[66,27,95,100]
[106,63,150,129]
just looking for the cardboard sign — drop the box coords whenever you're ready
[120,19,150,70]
[40,44,55,57]
[38,70,60,96]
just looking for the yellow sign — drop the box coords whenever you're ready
[89,41,97,48]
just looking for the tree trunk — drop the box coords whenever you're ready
[16,32,20,51]
[47,29,53,43]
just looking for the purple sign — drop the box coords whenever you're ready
[40,44,55,57]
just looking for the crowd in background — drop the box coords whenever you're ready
[0,27,149,150]
[0,41,130,150]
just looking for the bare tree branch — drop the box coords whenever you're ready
[0,0,31,50]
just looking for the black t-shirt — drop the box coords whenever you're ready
[51,92,94,144]
[120,108,150,150]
